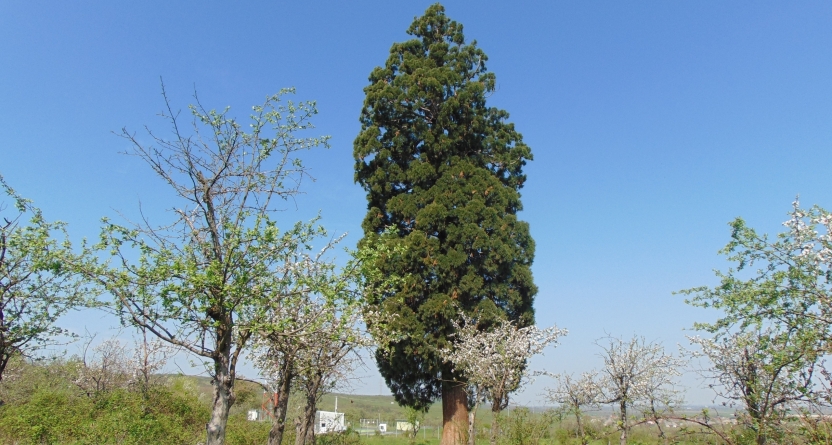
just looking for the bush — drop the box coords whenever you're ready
[0,358,208,445]
[496,408,553,445]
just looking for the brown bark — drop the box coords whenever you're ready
[442,382,469,445]
[268,357,294,445]
[490,404,502,445]
[575,410,586,445]
[295,373,323,445]
[619,400,628,445]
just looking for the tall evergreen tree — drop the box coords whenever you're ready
[354,4,537,443]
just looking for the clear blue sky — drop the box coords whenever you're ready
[2,1,831,405]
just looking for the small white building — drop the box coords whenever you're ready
[315,410,346,435]
[396,420,419,432]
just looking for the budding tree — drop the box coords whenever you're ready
[545,371,603,445]
[83,86,331,445]
[688,330,817,445]
[440,316,566,445]
[291,306,367,445]
[250,233,396,445]
[596,335,684,445]
[0,176,86,387]
[682,200,832,358]
[681,199,832,444]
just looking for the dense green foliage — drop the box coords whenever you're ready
[0,359,209,445]
[354,4,537,410]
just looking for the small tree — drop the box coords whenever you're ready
[595,335,684,445]
[689,330,816,445]
[292,305,365,445]
[83,87,331,445]
[0,176,86,388]
[75,336,132,396]
[404,405,425,440]
[545,371,603,445]
[440,316,566,445]
[250,235,393,445]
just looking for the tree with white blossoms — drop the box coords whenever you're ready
[132,328,177,395]
[682,199,832,356]
[688,330,817,445]
[680,199,832,444]
[595,335,684,445]
[75,336,132,397]
[545,371,603,445]
[248,233,396,445]
[291,307,367,445]
[81,86,331,445]
[440,315,566,445]
[75,333,175,398]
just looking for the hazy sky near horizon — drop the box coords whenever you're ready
[2,1,831,405]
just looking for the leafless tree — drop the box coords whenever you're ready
[546,371,603,445]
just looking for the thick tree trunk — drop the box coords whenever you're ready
[295,402,316,445]
[268,358,294,445]
[441,382,469,445]
[619,400,628,445]
[269,390,291,445]
[205,318,238,445]
[206,367,236,445]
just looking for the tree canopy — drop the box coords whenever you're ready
[0,176,86,384]
[353,4,538,435]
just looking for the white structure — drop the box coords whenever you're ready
[247,410,259,421]
[315,410,346,434]
[396,420,419,432]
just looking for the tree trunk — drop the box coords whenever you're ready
[268,358,294,445]
[295,402,316,445]
[206,366,236,445]
[490,405,501,445]
[295,374,322,445]
[467,404,477,445]
[619,400,628,445]
[575,409,585,445]
[442,382,469,445]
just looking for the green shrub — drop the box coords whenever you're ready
[496,408,553,445]
[0,359,209,445]
[225,412,271,445]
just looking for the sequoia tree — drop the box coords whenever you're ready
[354,5,537,444]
